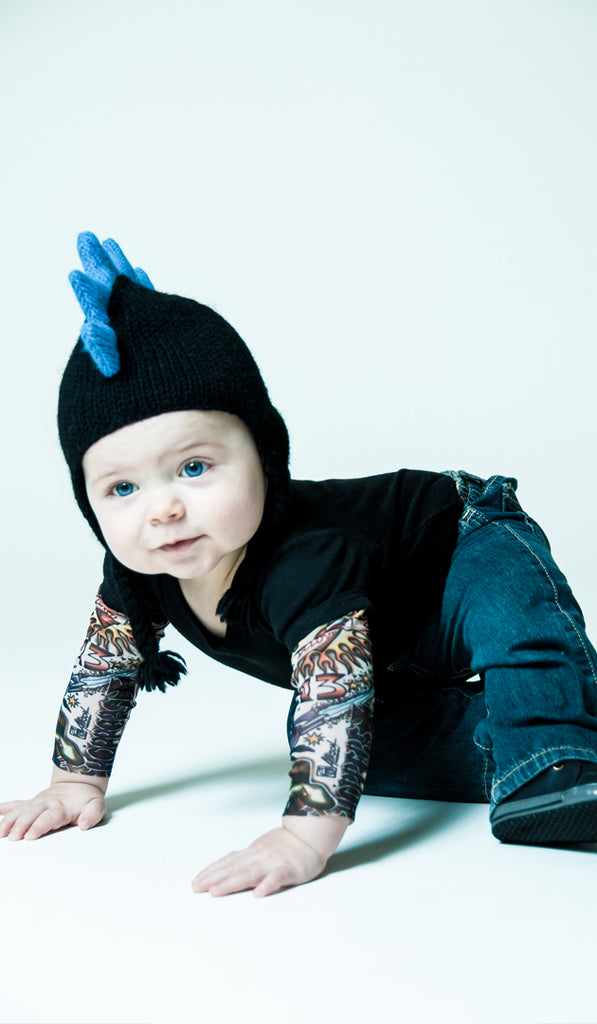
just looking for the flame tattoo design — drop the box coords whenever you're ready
[53,592,163,777]
[285,609,374,819]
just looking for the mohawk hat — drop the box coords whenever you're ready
[58,232,290,691]
[59,232,289,540]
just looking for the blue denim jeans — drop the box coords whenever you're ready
[363,472,597,808]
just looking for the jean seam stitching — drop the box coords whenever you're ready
[460,508,491,531]
[491,744,597,799]
[500,521,597,688]
[483,756,492,801]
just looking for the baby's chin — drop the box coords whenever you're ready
[111,542,248,584]
[107,553,164,576]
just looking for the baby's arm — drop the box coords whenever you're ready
[0,593,146,841]
[193,610,374,896]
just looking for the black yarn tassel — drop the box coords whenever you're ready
[138,649,187,693]
[110,557,187,693]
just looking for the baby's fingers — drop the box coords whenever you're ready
[0,803,25,838]
[0,800,23,814]
[253,865,298,898]
[194,864,263,897]
[193,850,304,898]
[192,853,243,895]
[194,859,299,898]
[7,804,71,841]
[77,797,105,831]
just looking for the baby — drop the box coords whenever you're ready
[2,233,597,896]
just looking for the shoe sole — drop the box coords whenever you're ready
[491,783,597,845]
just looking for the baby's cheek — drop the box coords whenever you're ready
[102,520,138,564]
[239,493,265,538]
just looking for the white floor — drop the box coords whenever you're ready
[1,627,596,1024]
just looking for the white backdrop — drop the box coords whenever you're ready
[1,5,597,1023]
[1,0,596,627]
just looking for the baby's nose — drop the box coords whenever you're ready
[147,490,185,525]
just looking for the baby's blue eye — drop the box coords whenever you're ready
[182,461,207,478]
[113,481,137,497]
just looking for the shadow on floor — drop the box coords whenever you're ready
[324,801,477,875]
[107,758,482,869]
[106,755,289,815]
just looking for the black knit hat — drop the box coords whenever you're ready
[58,233,290,690]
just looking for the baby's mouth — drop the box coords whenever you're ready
[159,536,201,553]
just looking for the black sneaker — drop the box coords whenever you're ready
[490,760,597,845]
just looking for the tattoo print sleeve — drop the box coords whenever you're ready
[52,592,164,777]
[285,609,375,819]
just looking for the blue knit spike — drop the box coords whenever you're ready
[77,232,119,287]
[80,320,120,377]
[70,231,153,378]
[134,266,154,290]
[69,270,112,323]
[102,239,154,288]
[101,237,136,279]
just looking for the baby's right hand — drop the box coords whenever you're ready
[0,782,106,841]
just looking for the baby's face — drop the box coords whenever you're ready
[82,410,267,588]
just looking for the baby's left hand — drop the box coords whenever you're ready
[192,825,327,898]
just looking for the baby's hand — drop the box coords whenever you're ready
[192,815,350,898]
[0,782,106,841]
[192,825,326,898]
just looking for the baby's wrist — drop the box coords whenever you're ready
[50,765,109,793]
[282,813,351,861]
